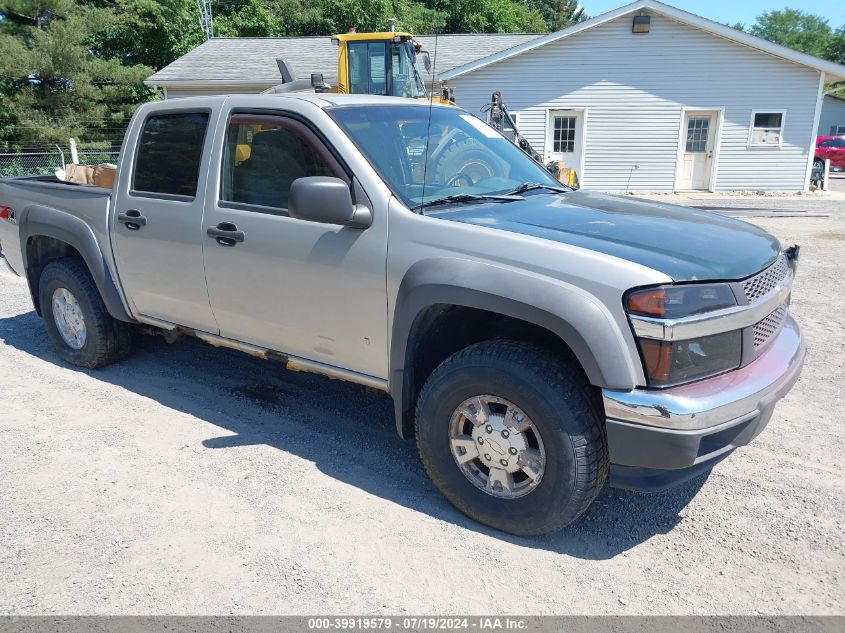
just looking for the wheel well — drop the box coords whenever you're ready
[25,236,82,314]
[400,304,597,437]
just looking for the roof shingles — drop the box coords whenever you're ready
[145,34,543,86]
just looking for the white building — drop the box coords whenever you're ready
[819,95,845,136]
[146,0,845,193]
[441,0,845,192]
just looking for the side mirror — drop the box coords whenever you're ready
[288,176,372,229]
[421,51,432,72]
[310,73,331,93]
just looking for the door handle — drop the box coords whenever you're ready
[117,210,147,230]
[207,222,245,247]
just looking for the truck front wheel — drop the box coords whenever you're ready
[415,340,608,536]
[38,258,131,369]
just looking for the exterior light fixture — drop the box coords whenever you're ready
[632,15,651,33]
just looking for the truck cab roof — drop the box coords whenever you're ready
[146,93,451,111]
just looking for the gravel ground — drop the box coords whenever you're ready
[828,173,845,193]
[1,202,843,615]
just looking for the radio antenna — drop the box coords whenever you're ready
[419,27,439,210]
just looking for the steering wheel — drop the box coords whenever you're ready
[446,172,475,187]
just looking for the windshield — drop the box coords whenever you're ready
[347,41,426,99]
[328,104,562,209]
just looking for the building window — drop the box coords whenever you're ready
[832,125,845,136]
[685,117,710,153]
[748,111,784,147]
[553,116,576,153]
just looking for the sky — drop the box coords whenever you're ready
[582,0,845,27]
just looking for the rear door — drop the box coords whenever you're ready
[817,139,834,163]
[111,107,220,332]
[827,138,845,167]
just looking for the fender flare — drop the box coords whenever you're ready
[18,204,132,322]
[389,258,638,437]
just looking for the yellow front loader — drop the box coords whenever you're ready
[264,27,440,102]
[331,29,445,102]
[265,27,565,182]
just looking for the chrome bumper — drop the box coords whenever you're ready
[603,315,805,432]
[603,315,805,481]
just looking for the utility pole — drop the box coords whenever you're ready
[196,0,214,40]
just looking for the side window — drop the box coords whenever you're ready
[220,114,345,211]
[133,112,209,197]
[834,139,845,148]
[818,140,834,147]
[748,111,784,147]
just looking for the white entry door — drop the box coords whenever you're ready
[546,110,584,177]
[678,111,718,190]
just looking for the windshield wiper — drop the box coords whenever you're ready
[412,193,523,213]
[502,182,569,196]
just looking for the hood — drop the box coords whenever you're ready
[429,190,781,282]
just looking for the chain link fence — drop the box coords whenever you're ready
[0,143,120,178]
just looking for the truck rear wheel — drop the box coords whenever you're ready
[415,340,608,536]
[39,258,131,369]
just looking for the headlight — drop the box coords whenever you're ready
[626,284,737,319]
[636,332,742,387]
[626,284,742,387]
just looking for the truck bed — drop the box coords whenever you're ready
[0,175,113,276]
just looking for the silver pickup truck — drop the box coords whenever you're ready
[0,94,805,535]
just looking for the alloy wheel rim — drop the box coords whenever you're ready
[448,395,546,499]
[52,287,87,349]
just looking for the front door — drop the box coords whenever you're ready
[678,111,717,190]
[111,109,220,333]
[201,111,388,378]
[546,110,583,180]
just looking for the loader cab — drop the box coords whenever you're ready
[333,32,427,100]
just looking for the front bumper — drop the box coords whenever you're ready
[603,315,805,491]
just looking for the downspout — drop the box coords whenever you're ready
[804,71,825,192]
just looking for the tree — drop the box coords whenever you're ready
[741,9,845,97]
[0,1,155,147]
[829,25,845,65]
[90,0,205,71]
[746,9,844,63]
[0,0,568,152]
[525,0,587,32]
[438,0,546,34]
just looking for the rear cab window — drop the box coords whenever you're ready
[132,112,210,199]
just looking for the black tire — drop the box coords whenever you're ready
[415,340,608,536]
[433,138,502,186]
[38,257,132,369]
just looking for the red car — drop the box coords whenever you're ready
[815,135,845,170]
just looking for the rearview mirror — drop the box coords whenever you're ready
[421,51,432,72]
[288,177,372,229]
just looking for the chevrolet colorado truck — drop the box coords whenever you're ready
[0,94,805,536]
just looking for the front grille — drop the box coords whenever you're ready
[753,304,788,350]
[742,254,789,302]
